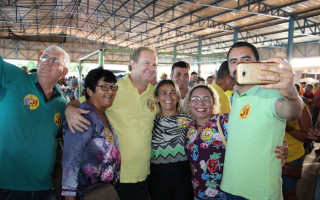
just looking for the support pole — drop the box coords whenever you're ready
[98,49,105,67]
[287,17,294,65]
[233,29,238,44]
[198,37,202,76]
[173,44,177,64]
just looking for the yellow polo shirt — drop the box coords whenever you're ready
[79,73,156,183]
[107,74,156,183]
[210,83,231,114]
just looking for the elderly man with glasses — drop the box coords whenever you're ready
[0,45,70,200]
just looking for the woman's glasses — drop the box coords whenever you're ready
[96,84,119,91]
[190,96,212,103]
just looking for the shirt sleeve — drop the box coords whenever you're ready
[78,95,86,103]
[61,114,93,197]
[0,57,23,89]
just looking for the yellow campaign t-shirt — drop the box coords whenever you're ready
[225,90,234,98]
[284,103,308,162]
[79,73,156,183]
[210,83,231,114]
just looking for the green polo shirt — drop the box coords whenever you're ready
[221,85,285,200]
[0,57,66,191]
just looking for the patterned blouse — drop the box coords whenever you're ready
[151,113,192,164]
[185,114,228,199]
[61,102,121,197]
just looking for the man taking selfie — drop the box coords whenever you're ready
[221,42,302,200]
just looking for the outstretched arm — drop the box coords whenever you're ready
[259,57,302,120]
[65,99,91,133]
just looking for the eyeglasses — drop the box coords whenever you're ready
[190,96,213,103]
[39,54,64,67]
[96,84,119,91]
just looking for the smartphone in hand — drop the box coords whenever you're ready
[236,62,280,85]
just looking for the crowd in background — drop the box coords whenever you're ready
[2,42,320,200]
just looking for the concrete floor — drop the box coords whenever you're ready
[297,143,320,200]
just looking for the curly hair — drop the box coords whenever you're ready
[154,80,182,114]
[183,84,220,118]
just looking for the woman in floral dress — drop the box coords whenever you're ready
[184,84,228,200]
[183,84,288,200]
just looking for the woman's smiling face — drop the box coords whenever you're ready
[190,87,214,124]
[156,83,179,114]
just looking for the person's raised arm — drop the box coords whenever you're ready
[65,99,90,133]
[259,57,303,120]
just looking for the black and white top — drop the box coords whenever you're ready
[151,113,192,164]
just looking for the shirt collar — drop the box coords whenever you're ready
[235,85,261,97]
[32,73,61,102]
[123,72,154,92]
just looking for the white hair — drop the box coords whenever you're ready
[44,45,70,68]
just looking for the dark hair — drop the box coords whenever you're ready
[29,68,37,73]
[294,84,300,93]
[217,61,230,80]
[197,77,205,83]
[171,61,190,75]
[207,75,214,79]
[227,42,260,62]
[154,80,182,114]
[84,67,117,99]
[191,71,198,75]
[307,84,314,89]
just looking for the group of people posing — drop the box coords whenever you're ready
[0,41,312,200]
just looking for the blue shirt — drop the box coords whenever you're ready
[61,102,121,197]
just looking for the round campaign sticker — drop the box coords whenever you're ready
[23,94,39,110]
[177,117,188,128]
[239,104,251,119]
[200,128,213,141]
[104,128,114,142]
[54,113,62,127]
[147,99,155,112]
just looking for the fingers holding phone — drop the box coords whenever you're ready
[259,57,293,85]
[259,57,297,100]
[236,62,280,85]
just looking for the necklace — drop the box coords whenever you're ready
[87,101,113,131]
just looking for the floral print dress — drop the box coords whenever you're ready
[185,114,228,199]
